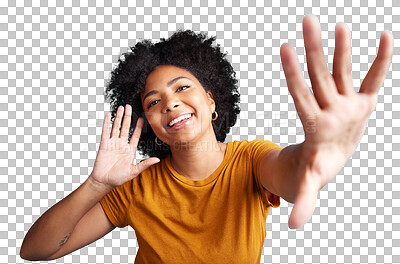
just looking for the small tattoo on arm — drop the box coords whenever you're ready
[59,233,71,248]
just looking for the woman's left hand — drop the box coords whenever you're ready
[280,15,393,229]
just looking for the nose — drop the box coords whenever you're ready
[162,94,181,112]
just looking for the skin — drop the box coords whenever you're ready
[20,15,393,261]
[259,15,393,229]
[141,65,227,180]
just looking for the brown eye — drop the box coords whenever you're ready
[148,100,160,109]
[177,85,190,92]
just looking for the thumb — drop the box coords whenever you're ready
[288,188,318,229]
[132,157,160,176]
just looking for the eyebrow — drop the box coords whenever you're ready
[142,76,190,103]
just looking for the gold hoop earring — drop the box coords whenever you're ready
[212,111,218,121]
[155,137,163,146]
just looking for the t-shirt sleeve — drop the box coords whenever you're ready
[249,138,283,208]
[99,180,133,228]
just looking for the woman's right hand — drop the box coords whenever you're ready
[20,104,158,261]
[89,104,160,189]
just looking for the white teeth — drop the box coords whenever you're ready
[168,114,192,127]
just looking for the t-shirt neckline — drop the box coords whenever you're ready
[164,141,233,187]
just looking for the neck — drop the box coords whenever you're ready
[169,137,227,181]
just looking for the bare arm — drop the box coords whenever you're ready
[45,201,115,260]
[20,177,114,261]
[259,15,392,229]
[20,104,159,260]
[259,145,301,204]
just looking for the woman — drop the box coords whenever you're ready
[20,15,393,263]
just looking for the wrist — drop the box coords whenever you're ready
[86,174,113,194]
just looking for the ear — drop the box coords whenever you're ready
[206,90,216,112]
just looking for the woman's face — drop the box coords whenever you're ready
[141,65,216,147]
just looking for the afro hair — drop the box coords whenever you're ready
[105,30,241,159]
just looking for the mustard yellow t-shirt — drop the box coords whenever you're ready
[100,139,282,264]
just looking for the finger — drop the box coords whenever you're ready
[110,106,124,138]
[119,104,132,140]
[288,187,318,229]
[303,14,337,108]
[101,112,111,141]
[333,22,354,95]
[360,30,393,95]
[281,43,320,123]
[131,157,160,177]
[129,117,144,147]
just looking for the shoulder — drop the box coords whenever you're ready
[227,139,282,170]
[229,138,282,153]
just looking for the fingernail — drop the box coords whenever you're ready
[304,14,318,22]
[381,30,393,39]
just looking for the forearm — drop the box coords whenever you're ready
[262,143,308,204]
[20,176,112,261]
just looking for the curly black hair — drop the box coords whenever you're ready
[105,30,241,159]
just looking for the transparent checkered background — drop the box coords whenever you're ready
[1,0,399,263]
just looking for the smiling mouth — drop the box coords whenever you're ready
[167,113,194,128]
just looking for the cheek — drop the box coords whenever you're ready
[189,91,212,111]
[144,112,162,131]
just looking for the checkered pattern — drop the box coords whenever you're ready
[1,0,399,263]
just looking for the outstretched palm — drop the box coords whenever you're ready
[90,105,160,189]
[280,15,393,229]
